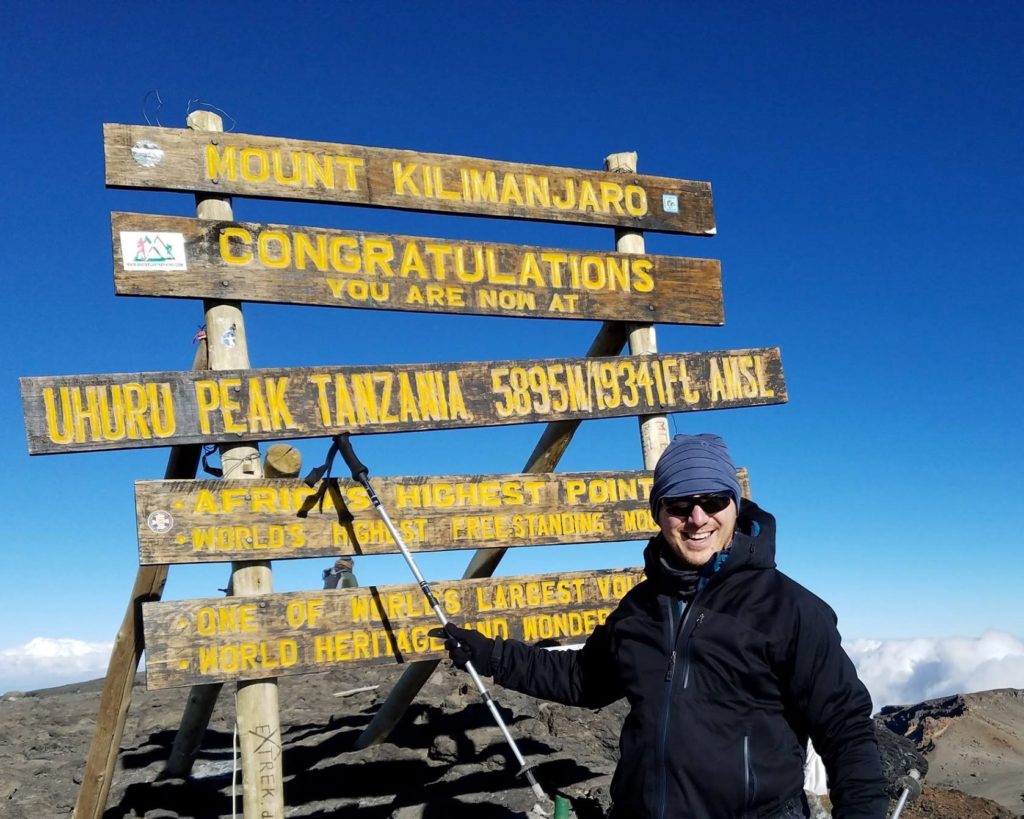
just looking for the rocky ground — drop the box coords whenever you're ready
[1,667,1021,818]
[878,689,1024,814]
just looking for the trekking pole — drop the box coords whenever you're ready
[889,769,921,819]
[333,433,549,803]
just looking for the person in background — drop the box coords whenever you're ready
[434,433,887,819]
[322,556,358,589]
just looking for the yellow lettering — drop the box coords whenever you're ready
[392,161,420,195]
[624,185,647,216]
[205,144,236,181]
[600,181,625,214]
[219,227,253,265]
[258,231,291,269]
[329,236,360,273]
[294,232,328,271]
[240,148,269,182]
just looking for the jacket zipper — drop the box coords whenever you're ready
[680,611,704,689]
[656,598,682,819]
[654,551,745,818]
[743,731,761,812]
[657,597,703,819]
[744,734,751,809]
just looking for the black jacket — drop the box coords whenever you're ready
[493,500,887,819]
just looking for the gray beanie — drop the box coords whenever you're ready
[649,433,742,513]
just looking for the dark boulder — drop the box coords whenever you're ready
[873,719,928,800]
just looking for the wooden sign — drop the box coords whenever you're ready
[142,568,645,689]
[22,349,786,455]
[104,125,715,235]
[112,212,724,325]
[136,470,665,564]
[137,467,750,565]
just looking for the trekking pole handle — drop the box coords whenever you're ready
[336,433,369,483]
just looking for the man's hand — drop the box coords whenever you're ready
[429,623,499,675]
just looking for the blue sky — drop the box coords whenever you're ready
[2,2,1022,695]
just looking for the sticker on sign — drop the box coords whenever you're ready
[120,231,187,271]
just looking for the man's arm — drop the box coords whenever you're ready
[437,614,624,709]
[784,599,888,819]
[495,618,623,708]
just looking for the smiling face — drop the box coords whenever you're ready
[656,494,738,567]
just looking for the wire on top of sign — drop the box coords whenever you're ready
[185,98,237,132]
[142,89,164,127]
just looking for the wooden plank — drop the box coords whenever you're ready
[136,470,668,564]
[22,348,787,455]
[104,124,715,235]
[142,568,644,689]
[111,212,723,325]
[138,466,751,565]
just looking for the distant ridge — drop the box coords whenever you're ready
[878,688,1024,812]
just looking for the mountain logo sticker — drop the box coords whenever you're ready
[120,232,187,271]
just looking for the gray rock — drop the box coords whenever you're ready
[873,718,929,799]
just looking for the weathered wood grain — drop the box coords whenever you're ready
[142,568,645,689]
[22,349,786,455]
[104,125,715,235]
[111,212,723,325]
[136,470,668,564]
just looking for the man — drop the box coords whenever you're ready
[322,556,358,589]
[435,434,887,819]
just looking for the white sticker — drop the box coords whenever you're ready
[131,140,164,167]
[221,326,237,348]
[120,231,187,271]
[147,510,174,533]
[662,193,679,214]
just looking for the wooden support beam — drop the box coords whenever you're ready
[72,344,207,819]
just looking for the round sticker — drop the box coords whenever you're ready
[147,510,174,533]
[131,140,164,168]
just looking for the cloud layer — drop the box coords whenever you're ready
[0,637,113,693]
[845,630,1024,711]
[1,631,1021,706]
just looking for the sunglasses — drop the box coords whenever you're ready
[661,493,733,518]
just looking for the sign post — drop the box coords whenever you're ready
[188,110,285,819]
[608,151,672,469]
